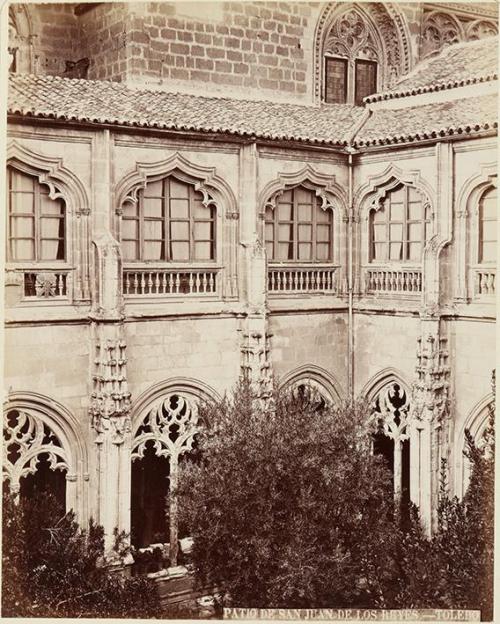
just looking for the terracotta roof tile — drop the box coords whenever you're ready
[365,36,498,103]
[355,93,498,146]
[8,73,365,146]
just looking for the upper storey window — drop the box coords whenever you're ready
[478,186,497,264]
[265,185,333,263]
[323,9,380,105]
[370,184,431,263]
[122,176,216,263]
[7,166,66,262]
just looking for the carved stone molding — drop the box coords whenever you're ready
[90,338,131,445]
[3,408,69,494]
[411,334,450,424]
[7,141,90,216]
[8,4,33,73]
[3,392,88,521]
[240,316,273,401]
[114,151,237,216]
[355,163,435,218]
[259,165,348,220]
[314,2,412,101]
[421,9,498,59]
[279,364,344,404]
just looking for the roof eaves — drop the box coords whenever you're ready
[363,73,498,104]
[6,108,349,148]
[353,122,498,148]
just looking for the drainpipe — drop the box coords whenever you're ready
[345,108,370,402]
[347,150,355,402]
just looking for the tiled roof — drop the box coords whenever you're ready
[8,74,365,147]
[365,37,498,103]
[355,93,498,146]
[8,71,498,150]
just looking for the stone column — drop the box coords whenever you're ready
[239,142,272,397]
[89,323,132,555]
[411,317,450,534]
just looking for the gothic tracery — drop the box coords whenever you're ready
[3,409,69,493]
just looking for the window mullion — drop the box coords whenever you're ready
[164,179,170,262]
[312,202,318,262]
[189,187,194,262]
[403,186,409,261]
[273,205,278,261]
[293,191,298,261]
[35,182,40,261]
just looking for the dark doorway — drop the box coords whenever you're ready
[19,452,66,508]
[131,441,170,548]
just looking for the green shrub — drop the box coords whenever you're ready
[178,380,397,608]
[1,490,161,618]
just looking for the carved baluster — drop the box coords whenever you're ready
[209,272,215,292]
[146,272,152,294]
[175,273,181,294]
[311,271,316,290]
[299,271,304,290]
[124,273,130,295]
[133,273,139,295]
[201,272,207,293]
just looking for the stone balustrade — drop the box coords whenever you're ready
[123,267,218,297]
[268,265,337,294]
[365,268,422,294]
[23,269,70,299]
[475,268,496,296]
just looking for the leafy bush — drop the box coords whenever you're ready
[179,379,494,616]
[391,394,495,620]
[1,490,161,618]
[178,380,398,608]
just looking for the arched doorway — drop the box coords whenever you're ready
[370,382,411,511]
[131,393,201,567]
[3,407,70,507]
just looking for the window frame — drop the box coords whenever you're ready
[369,184,431,264]
[121,175,217,264]
[324,55,379,105]
[6,165,67,264]
[324,55,348,104]
[478,185,497,265]
[265,185,334,264]
[354,58,378,106]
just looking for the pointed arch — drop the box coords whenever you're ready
[279,364,344,404]
[114,153,239,299]
[313,2,413,103]
[7,141,90,216]
[6,142,91,302]
[114,152,237,218]
[130,376,221,435]
[455,393,494,497]
[455,162,497,301]
[3,391,89,522]
[360,367,411,403]
[355,163,434,217]
[8,3,34,73]
[259,165,347,220]
[129,377,220,564]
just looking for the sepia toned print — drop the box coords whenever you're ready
[3,1,497,620]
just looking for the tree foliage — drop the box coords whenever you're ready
[179,379,495,618]
[179,381,398,608]
[1,490,161,618]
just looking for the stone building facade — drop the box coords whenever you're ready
[4,1,498,573]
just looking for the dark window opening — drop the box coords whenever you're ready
[19,453,66,509]
[131,442,170,549]
[325,57,348,104]
[355,59,377,105]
